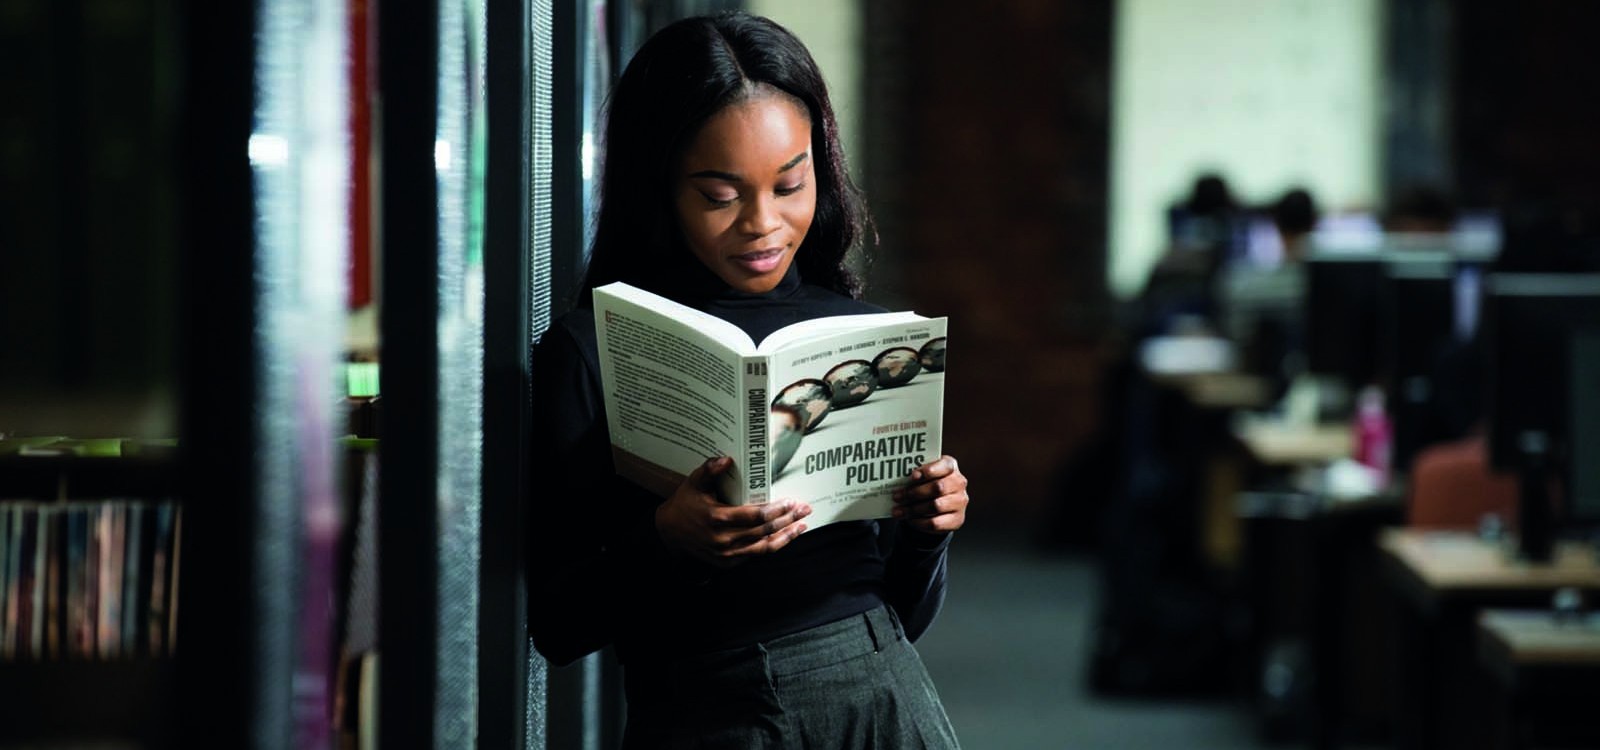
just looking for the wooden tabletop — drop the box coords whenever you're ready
[1478,609,1600,667]
[1150,370,1272,411]
[1380,529,1600,613]
[1235,420,1352,467]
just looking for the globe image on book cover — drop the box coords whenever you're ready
[769,404,805,476]
[824,359,878,407]
[918,336,947,372]
[773,378,833,433]
[872,347,923,387]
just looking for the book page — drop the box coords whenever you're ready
[593,285,749,498]
[765,317,948,528]
[594,282,754,352]
[756,311,926,355]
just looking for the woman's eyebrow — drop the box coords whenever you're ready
[687,152,809,182]
[688,168,741,182]
[777,151,808,173]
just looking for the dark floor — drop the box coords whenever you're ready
[916,527,1286,750]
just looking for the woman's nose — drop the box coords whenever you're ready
[738,193,782,237]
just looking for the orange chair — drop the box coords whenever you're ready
[1406,434,1520,530]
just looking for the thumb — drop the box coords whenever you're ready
[691,456,732,491]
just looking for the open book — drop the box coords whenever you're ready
[593,282,948,529]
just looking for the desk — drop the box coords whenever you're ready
[1148,370,1272,411]
[1380,530,1600,750]
[1381,531,1600,615]
[1235,421,1352,467]
[1475,610,1600,749]
[1238,490,1403,748]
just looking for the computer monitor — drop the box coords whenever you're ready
[1453,263,1485,343]
[1485,273,1600,560]
[1305,255,1384,395]
[1240,212,1285,267]
[1311,213,1384,254]
[1379,254,1457,474]
[1571,332,1600,526]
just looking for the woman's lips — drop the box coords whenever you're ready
[730,247,785,274]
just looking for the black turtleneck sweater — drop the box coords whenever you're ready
[526,263,951,667]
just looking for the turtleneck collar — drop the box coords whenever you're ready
[649,253,805,310]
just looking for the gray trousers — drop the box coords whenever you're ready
[622,605,961,749]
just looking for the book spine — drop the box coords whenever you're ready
[741,356,770,506]
[45,505,61,659]
[0,505,12,659]
[122,503,144,656]
[66,505,88,658]
[168,505,183,652]
[96,503,115,658]
[19,505,37,659]
[148,502,173,655]
[86,504,102,658]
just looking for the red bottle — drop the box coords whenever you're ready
[1353,386,1392,488]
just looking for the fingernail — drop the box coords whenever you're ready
[798,504,812,516]
[892,507,905,518]
[911,470,922,481]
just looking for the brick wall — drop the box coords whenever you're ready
[864,0,1113,523]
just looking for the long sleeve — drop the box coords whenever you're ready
[525,318,686,665]
[526,278,946,663]
[880,521,952,643]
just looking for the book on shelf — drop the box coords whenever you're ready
[0,499,181,661]
[592,282,949,530]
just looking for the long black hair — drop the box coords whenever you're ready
[582,12,872,299]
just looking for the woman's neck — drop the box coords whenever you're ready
[648,257,803,308]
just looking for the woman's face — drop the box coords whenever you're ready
[675,91,816,294]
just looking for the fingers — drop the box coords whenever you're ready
[895,473,967,503]
[661,488,813,567]
[689,455,733,492]
[715,500,812,547]
[908,455,958,483]
[892,454,968,534]
[696,504,810,567]
[720,516,809,560]
[895,456,967,504]
[904,511,964,534]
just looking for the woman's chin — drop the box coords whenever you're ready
[716,266,789,294]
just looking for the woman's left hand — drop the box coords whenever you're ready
[891,455,968,534]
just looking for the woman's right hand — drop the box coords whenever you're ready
[655,456,811,567]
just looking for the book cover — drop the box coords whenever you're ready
[593,282,948,529]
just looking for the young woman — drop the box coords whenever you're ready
[528,12,969,748]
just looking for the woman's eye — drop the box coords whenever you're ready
[775,182,806,197]
[700,192,736,208]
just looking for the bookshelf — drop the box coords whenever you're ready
[0,454,180,501]
[0,0,283,746]
[2,0,558,745]
[0,449,183,748]
[0,660,176,746]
